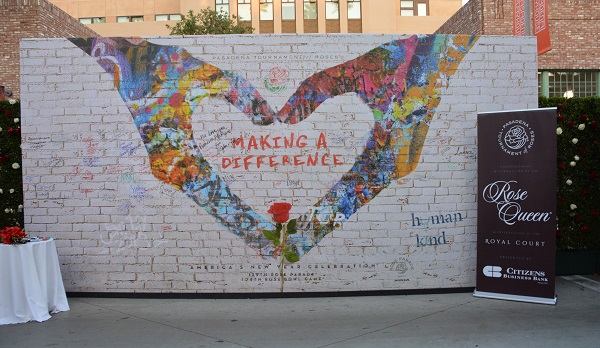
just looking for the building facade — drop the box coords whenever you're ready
[47,0,465,36]
[0,0,98,99]
[437,0,600,98]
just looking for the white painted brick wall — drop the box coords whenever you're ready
[20,34,537,293]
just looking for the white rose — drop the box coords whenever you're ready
[570,204,577,210]
[578,124,586,130]
[13,118,19,123]
[574,155,580,161]
[12,163,20,169]
[9,99,16,104]
[0,189,3,193]
[566,179,573,185]
[570,161,576,167]
[9,189,14,193]
[4,208,9,213]
[18,205,23,212]
[0,127,2,132]
[572,138,578,144]
[556,127,563,135]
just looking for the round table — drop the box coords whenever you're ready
[0,238,70,325]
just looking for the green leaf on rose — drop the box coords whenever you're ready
[262,229,280,243]
[286,218,297,234]
[284,251,300,263]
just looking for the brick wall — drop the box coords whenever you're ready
[20,34,537,293]
[436,0,600,70]
[0,0,97,99]
[436,0,483,35]
[539,0,600,70]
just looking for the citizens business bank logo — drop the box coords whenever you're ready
[483,265,502,278]
[498,119,535,155]
[482,265,548,283]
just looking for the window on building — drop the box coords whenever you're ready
[304,0,317,20]
[79,17,106,24]
[400,0,429,16]
[117,16,144,23]
[238,0,251,21]
[155,14,182,21]
[216,0,230,16]
[326,0,339,19]
[538,70,600,98]
[348,0,361,19]
[282,0,295,20]
[260,0,274,20]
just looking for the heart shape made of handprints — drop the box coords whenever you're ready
[68,34,478,259]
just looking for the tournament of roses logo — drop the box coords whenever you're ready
[497,119,535,155]
[264,66,289,93]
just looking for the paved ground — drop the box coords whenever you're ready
[1,275,599,348]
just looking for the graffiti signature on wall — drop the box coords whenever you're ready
[69,34,479,259]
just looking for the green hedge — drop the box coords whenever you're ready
[0,100,24,228]
[539,97,600,250]
[1,98,599,250]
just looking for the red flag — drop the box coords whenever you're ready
[533,0,551,54]
[513,0,526,36]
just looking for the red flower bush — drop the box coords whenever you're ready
[267,202,292,224]
[1,100,24,229]
[541,97,600,250]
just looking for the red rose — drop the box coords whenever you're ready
[268,202,292,224]
[592,210,599,217]
[569,120,575,127]
[581,189,588,196]
[5,109,11,116]
[578,146,585,154]
[575,215,582,222]
[557,115,565,122]
[581,115,588,122]
[591,121,597,128]
[558,163,565,170]
[557,104,564,110]
[579,225,589,233]
[0,226,27,245]
[591,170,598,178]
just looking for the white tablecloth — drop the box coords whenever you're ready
[0,238,70,325]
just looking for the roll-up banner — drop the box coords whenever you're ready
[474,108,557,305]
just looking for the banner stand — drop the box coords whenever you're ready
[473,290,557,305]
[475,108,557,306]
